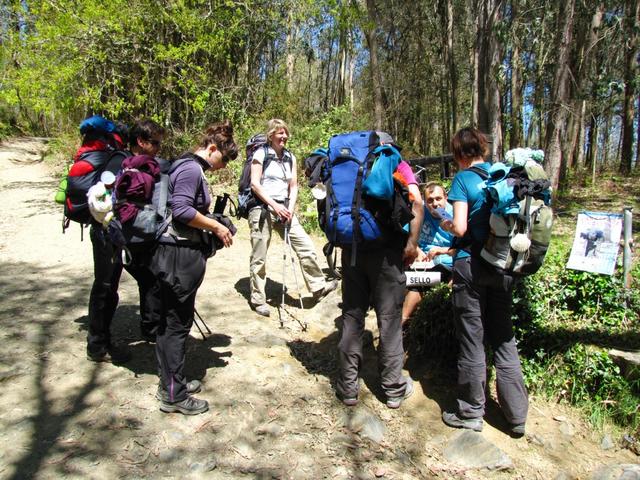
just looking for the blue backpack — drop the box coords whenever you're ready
[321,131,413,264]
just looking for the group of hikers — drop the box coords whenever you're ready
[70,117,530,437]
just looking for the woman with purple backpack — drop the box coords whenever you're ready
[150,120,238,416]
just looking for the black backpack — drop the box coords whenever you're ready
[236,133,292,218]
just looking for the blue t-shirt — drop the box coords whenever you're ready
[419,203,454,268]
[447,162,491,260]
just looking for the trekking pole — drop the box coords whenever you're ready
[285,223,305,311]
[279,221,288,329]
[193,308,212,340]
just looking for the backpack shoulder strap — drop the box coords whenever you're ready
[467,165,490,180]
[261,144,278,174]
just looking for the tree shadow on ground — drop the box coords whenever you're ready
[0,260,147,479]
[73,303,233,379]
[0,259,238,479]
[287,316,391,405]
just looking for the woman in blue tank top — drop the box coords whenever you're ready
[439,128,528,437]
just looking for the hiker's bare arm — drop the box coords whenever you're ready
[287,156,298,212]
[188,212,233,247]
[250,160,291,221]
[403,183,423,266]
[442,201,468,237]
[425,246,454,261]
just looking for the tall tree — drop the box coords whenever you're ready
[620,0,639,173]
[545,0,576,192]
[475,0,504,160]
[361,0,385,130]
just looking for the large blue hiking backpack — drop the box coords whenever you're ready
[321,131,413,264]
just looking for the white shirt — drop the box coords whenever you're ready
[252,145,294,202]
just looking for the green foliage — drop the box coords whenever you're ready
[409,283,457,366]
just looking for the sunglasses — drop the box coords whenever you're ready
[222,155,231,164]
[147,139,161,147]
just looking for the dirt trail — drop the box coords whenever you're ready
[0,137,637,480]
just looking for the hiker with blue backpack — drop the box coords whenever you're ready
[319,131,423,409]
[146,120,238,415]
[246,119,338,317]
[439,127,529,437]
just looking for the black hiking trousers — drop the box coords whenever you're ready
[151,243,207,403]
[337,246,408,400]
[125,245,161,338]
[451,256,528,425]
[87,224,123,355]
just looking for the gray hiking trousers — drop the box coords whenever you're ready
[337,246,408,400]
[451,256,528,425]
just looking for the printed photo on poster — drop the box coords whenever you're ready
[566,211,623,275]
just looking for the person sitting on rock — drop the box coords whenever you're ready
[401,181,455,326]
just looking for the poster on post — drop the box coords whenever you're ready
[566,211,623,275]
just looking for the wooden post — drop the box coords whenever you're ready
[623,207,633,289]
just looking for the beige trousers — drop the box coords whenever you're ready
[248,207,326,305]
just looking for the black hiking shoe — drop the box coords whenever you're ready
[87,345,131,364]
[312,279,339,301]
[442,411,483,432]
[509,423,526,438]
[155,380,202,402]
[160,395,209,415]
[386,376,414,409]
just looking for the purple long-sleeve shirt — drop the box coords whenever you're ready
[169,154,211,225]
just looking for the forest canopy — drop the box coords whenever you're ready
[0,0,638,188]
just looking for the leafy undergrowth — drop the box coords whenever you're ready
[411,171,640,439]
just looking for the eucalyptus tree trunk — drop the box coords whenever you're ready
[471,1,480,127]
[620,0,639,173]
[570,4,604,171]
[285,23,297,94]
[545,0,575,193]
[444,0,457,134]
[363,0,385,130]
[636,94,640,170]
[476,0,504,160]
[509,43,523,149]
[575,100,587,168]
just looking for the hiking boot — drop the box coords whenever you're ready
[386,377,414,409]
[312,279,339,301]
[159,395,209,415]
[87,345,131,364]
[252,303,270,317]
[155,380,203,402]
[442,412,483,432]
[509,423,526,437]
[338,393,358,407]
